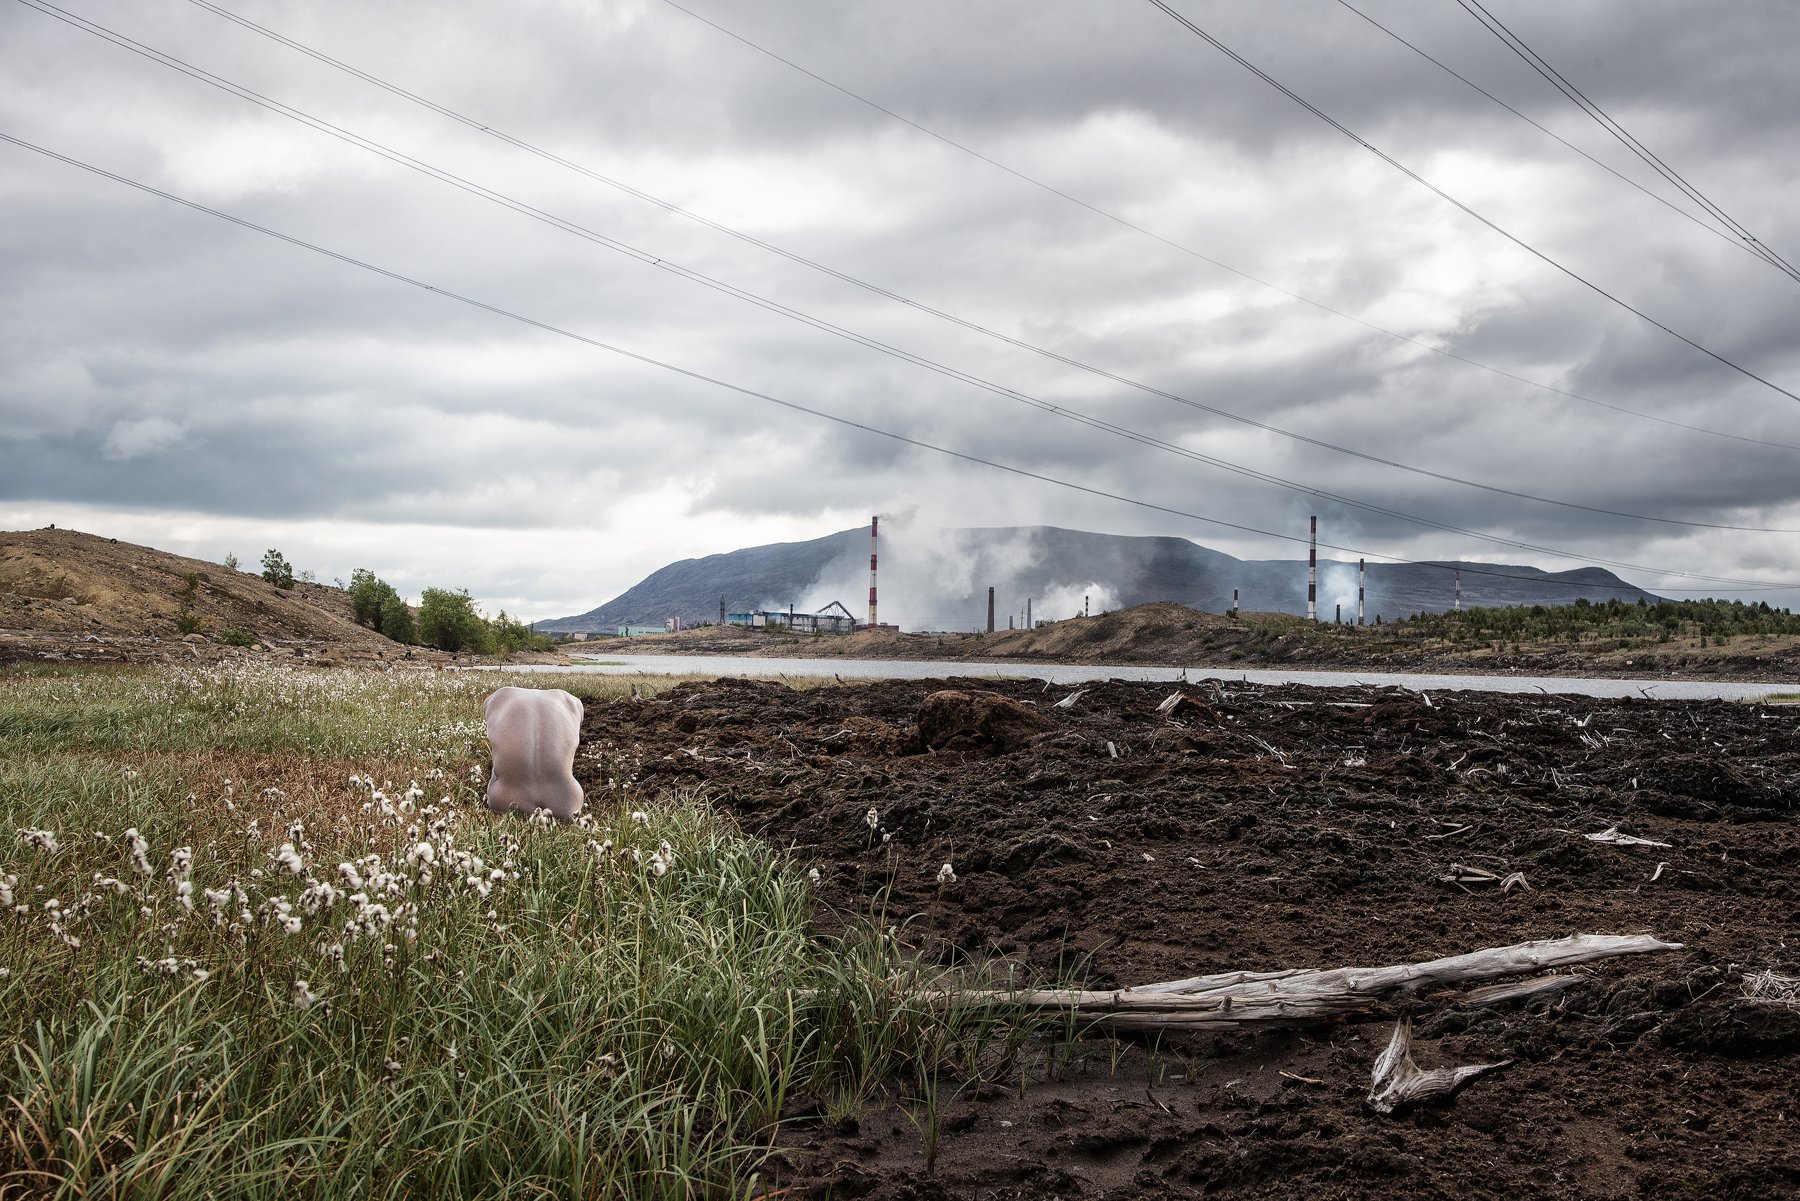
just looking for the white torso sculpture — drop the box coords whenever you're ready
[483,686,584,820]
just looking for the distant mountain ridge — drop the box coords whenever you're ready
[540,525,1664,633]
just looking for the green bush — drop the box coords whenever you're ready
[418,588,491,653]
[216,627,256,647]
[379,594,417,645]
[260,549,295,590]
[489,610,555,655]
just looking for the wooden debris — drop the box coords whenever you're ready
[941,933,1681,1032]
[1054,689,1088,709]
[1459,973,1581,1008]
[1584,826,1672,848]
[1367,1017,1510,1115]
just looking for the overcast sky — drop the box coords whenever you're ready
[4,0,1799,622]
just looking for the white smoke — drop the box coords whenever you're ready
[795,519,1112,631]
[1037,581,1120,623]
[1317,560,1362,624]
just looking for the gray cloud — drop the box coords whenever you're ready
[3,0,1799,620]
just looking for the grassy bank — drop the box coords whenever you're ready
[0,664,1011,1198]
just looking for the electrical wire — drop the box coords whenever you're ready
[1143,0,1800,406]
[5,129,1795,595]
[176,0,1800,457]
[23,0,1800,554]
[1454,0,1800,283]
[1334,0,1793,279]
[656,0,1800,448]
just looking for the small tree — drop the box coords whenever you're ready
[418,588,491,653]
[489,610,554,655]
[260,549,295,590]
[348,568,387,628]
[379,594,417,645]
[349,568,420,644]
[223,552,239,571]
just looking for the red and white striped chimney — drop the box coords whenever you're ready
[1358,558,1365,626]
[868,516,878,628]
[1306,515,1317,621]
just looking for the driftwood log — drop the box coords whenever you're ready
[945,933,1681,1032]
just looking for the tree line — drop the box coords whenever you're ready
[1399,596,1800,644]
[243,548,552,654]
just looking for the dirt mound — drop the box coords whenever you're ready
[576,676,1800,1199]
[0,526,404,663]
[915,689,1053,753]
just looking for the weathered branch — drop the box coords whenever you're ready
[1367,1017,1510,1114]
[943,933,1680,1031]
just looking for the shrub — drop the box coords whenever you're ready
[260,549,295,590]
[489,610,554,655]
[174,610,203,635]
[418,588,491,653]
[217,627,256,647]
[379,594,417,645]
[348,568,419,645]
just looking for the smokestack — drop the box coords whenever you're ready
[868,516,878,628]
[1307,515,1317,622]
[1232,587,1238,615]
[1084,593,1090,618]
[1335,603,1341,624]
[1455,568,1462,612]
[1026,597,1032,628]
[987,586,995,633]
[719,594,725,626]
[1357,559,1365,627]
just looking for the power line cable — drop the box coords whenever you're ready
[167,0,1800,455]
[6,128,1793,595]
[25,0,1800,551]
[653,0,1800,445]
[1334,0,1794,279]
[1454,0,1800,283]
[1143,0,1800,405]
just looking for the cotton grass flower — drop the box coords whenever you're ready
[865,807,879,831]
[125,828,153,875]
[291,980,318,1010]
[936,863,957,886]
[276,843,306,876]
[16,828,59,854]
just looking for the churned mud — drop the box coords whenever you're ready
[576,676,1800,1200]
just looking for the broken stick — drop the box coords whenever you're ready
[1367,1017,1509,1115]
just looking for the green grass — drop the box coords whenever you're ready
[0,663,1023,1199]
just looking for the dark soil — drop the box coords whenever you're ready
[575,677,1800,1200]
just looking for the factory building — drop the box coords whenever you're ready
[727,600,858,633]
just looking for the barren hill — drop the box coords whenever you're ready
[0,526,403,662]
[541,524,1663,633]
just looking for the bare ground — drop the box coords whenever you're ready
[576,675,1800,1200]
